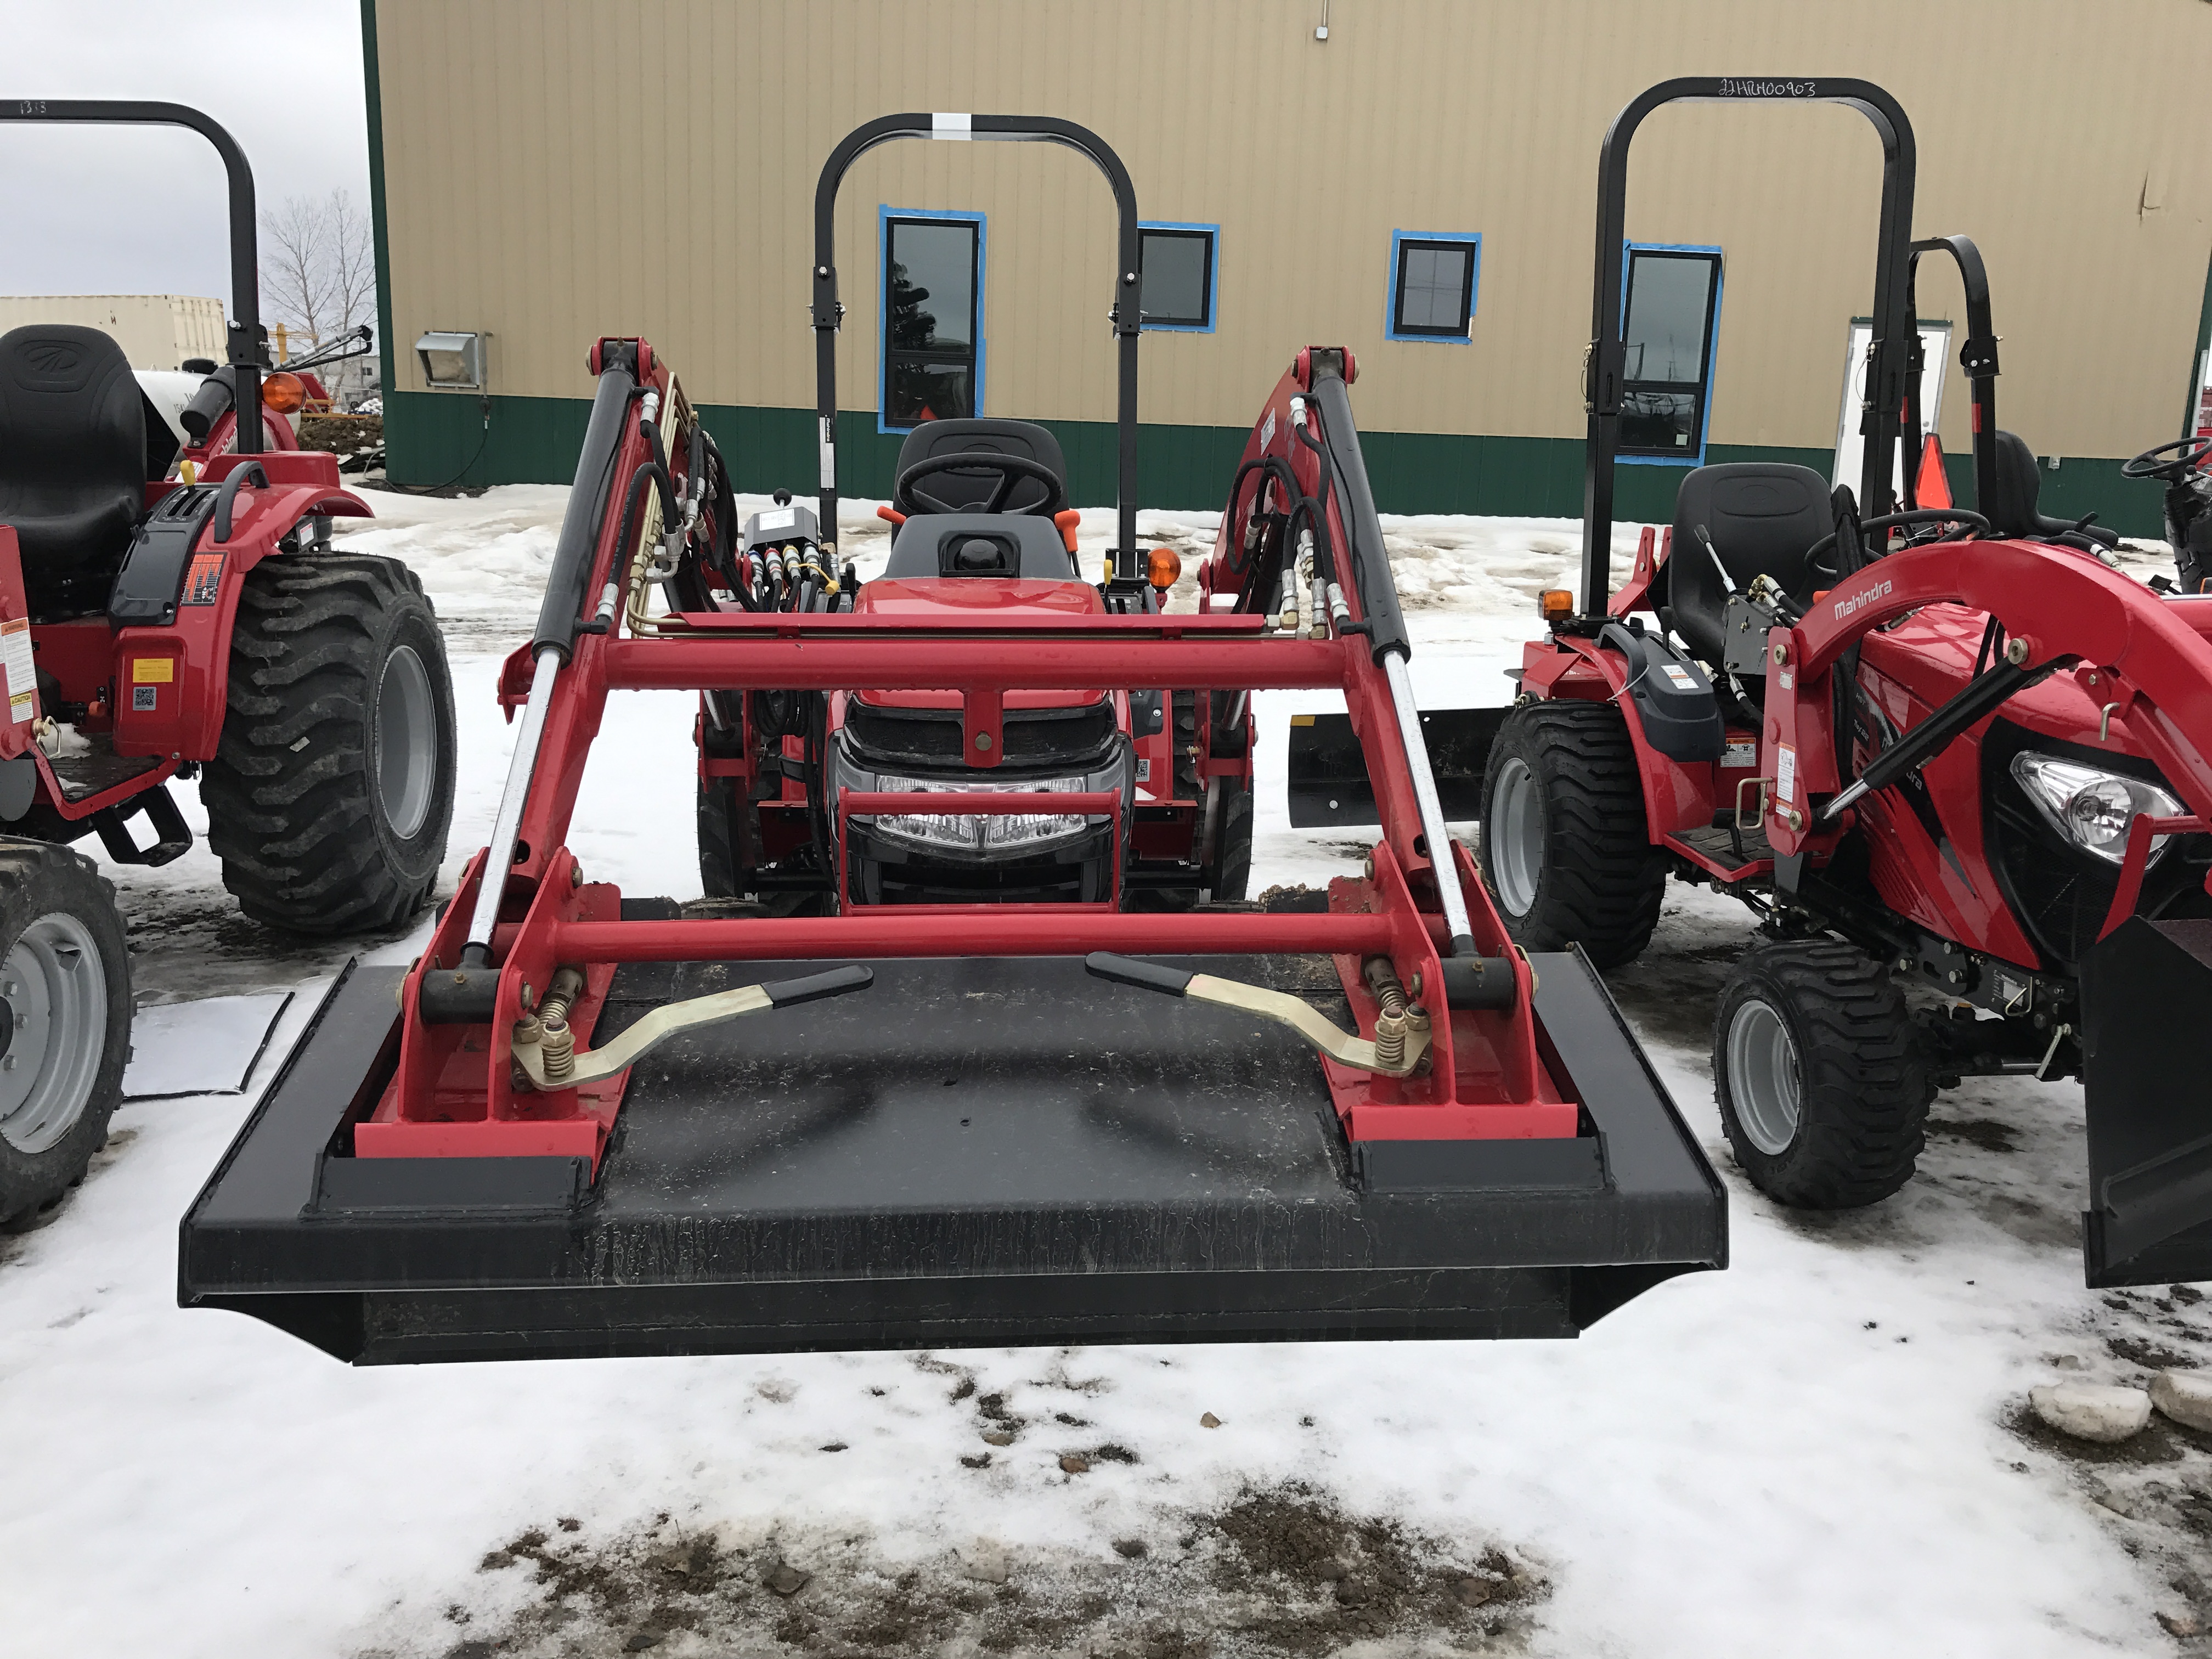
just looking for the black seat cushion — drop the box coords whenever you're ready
[882,512,1077,581]
[0,325,145,588]
[894,418,1066,514]
[1982,430,2044,537]
[1667,462,1832,667]
[1982,428,2116,548]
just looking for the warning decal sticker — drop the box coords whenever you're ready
[1776,743,1798,804]
[183,551,223,605]
[1,618,35,724]
[132,657,174,684]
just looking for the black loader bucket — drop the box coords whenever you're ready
[179,924,1724,1365]
[2081,917,2212,1286]
[1287,709,1506,828]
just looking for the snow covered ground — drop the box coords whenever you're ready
[3,486,2207,1659]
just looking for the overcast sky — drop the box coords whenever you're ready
[1,0,370,303]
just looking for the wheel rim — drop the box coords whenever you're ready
[1488,756,1544,917]
[375,644,438,842]
[1726,997,1802,1156]
[0,913,110,1155]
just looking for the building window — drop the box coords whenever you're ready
[1619,244,1722,463]
[1386,232,1480,342]
[1138,224,1218,332]
[882,210,984,431]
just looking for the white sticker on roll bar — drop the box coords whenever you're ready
[931,112,973,139]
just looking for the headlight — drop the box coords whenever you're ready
[2010,752,2182,865]
[842,747,1127,853]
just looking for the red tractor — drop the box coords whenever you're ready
[1470,78,2212,1285]
[0,101,455,1229]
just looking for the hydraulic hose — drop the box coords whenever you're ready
[1822,652,2057,821]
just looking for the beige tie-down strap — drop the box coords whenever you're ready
[511,965,872,1091]
[1084,952,1431,1077]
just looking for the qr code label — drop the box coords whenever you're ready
[133,686,157,712]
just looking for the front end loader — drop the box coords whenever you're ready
[180,113,1724,1364]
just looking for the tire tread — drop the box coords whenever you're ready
[1714,938,1933,1208]
[1480,699,1667,968]
[200,554,453,934]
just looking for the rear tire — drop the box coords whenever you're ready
[1477,699,1666,969]
[202,554,456,934]
[1713,938,1932,1208]
[0,842,130,1232]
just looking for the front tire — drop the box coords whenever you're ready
[1477,699,1666,969]
[698,774,742,898]
[1713,939,1933,1208]
[0,843,131,1231]
[202,554,456,934]
[1206,781,1253,903]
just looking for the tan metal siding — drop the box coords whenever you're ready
[374,0,2212,458]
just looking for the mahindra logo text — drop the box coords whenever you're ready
[1832,579,1893,621]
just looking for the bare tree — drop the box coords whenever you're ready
[259,194,333,348]
[324,189,376,335]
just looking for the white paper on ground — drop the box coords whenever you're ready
[123,990,294,1099]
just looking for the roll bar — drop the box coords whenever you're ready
[3,99,264,453]
[1579,78,1917,615]
[1901,234,1999,517]
[811,113,1143,578]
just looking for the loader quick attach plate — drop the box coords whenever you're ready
[180,915,1724,1364]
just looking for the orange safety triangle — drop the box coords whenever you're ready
[1915,434,1952,510]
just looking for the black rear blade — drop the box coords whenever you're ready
[1285,707,1506,828]
[2081,917,2212,1286]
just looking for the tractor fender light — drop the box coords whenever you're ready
[259,371,306,414]
[1148,549,1182,590]
[1538,589,1575,623]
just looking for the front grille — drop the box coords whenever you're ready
[843,697,1117,770]
[845,821,1114,904]
[1988,819,2120,968]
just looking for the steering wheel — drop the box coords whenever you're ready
[2123,435,2212,482]
[1860,507,1992,539]
[894,451,1067,517]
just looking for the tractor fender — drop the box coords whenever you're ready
[110,467,373,761]
[1521,634,1716,839]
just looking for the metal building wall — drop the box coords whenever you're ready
[367,0,2212,526]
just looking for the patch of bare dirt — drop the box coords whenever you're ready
[363,1484,1548,1658]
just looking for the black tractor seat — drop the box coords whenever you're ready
[1665,461,1832,669]
[894,417,1067,515]
[883,512,1078,581]
[1983,429,2121,550]
[0,324,146,612]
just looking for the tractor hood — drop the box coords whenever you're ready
[1864,597,2212,759]
[851,577,1105,713]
